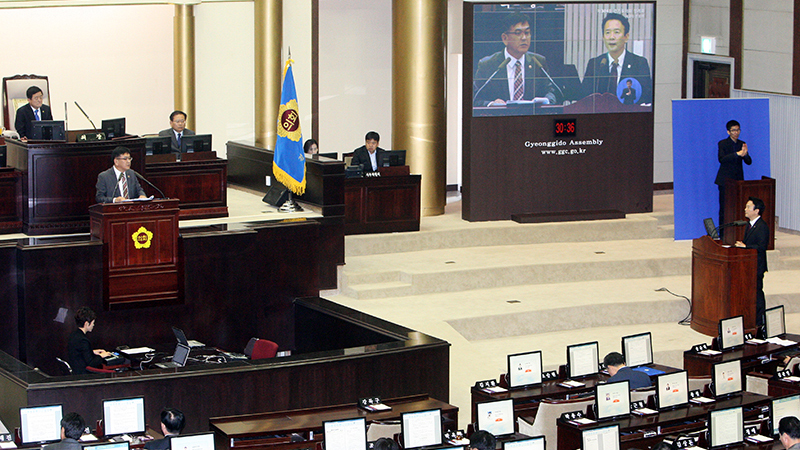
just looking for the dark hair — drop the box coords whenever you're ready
[112,146,131,159]
[651,441,677,450]
[602,13,630,35]
[170,110,187,122]
[365,131,380,142]
[160,408,186,434]
[373,437,399,450]
[469,430,496,450]
[303,139,318,153]
[501,12,531,34]
[749,196,766,217]
[74,306,97,327]
[726,120,740,131]
[61,412,85,440]
[26,86,43,99]
[780,416,800,439]
[603,352,625,368]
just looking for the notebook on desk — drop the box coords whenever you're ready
[172,326,204,348]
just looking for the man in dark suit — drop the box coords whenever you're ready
[14,86,53,140]
[351,131,385,172]
[604,352,651,389]
[144,408,185,450]
[582,13,652,104]
[715,120,752,232]
[735,197,769,326]
[42,413,85,450]
[620,79,637,104]
[473,12,560,107]
[95,146,148,203]
[158,110,195,154]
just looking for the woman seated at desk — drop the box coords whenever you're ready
[67,306,111,374]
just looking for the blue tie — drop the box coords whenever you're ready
[34,109,40,121]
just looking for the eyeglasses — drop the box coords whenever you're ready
[506,29,531,37]
[115,156,132,161]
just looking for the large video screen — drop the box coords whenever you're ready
[471,3,654,116]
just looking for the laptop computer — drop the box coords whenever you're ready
[156,343,191,369]
[172,326,204,348]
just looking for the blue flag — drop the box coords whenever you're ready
[273,59,306,195]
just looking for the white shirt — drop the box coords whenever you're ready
[113,167,127,200]
[504,49,525,100]
[749,216,760,228]
[368,150,378,171]
[606,50,628,85]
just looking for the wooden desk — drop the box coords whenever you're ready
[470,364,679,424]
[683,335,800,377]
[556,392,771,450]
[344,167,421,235]
[210,394,457,450]
[145,152,228,220]
[0,166,21,233]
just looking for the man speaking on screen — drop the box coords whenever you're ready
[473,12,560,107]
[582,12,652,104]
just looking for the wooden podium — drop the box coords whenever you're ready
[89,199,182,310]
[690,235,757,336]
[722,176,775,250]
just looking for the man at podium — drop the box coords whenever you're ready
[95,146,147,203]
[735,197,769,326]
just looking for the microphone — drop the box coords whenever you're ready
[130,170,167,200]
[473,57,511,103]
[531,56,564,103]
[74,102,106,141]
[713,220,748,235]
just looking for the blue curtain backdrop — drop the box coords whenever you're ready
[672,98,771,240]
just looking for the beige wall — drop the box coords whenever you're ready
[742,0,793,94]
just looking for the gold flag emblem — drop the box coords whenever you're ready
[132,226,154,249]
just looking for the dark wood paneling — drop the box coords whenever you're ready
[145,156,228,219]
[730,0,743,89]
[0,242,19,357]
[0,167,21,233]
[344,175,421,235]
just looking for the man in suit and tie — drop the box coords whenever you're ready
[14,86,53,140]
[42,412,85,450]
[473,12,560,107]
[351,131,385,172]
[95,146,147,203]
[158,110,195,154]
[715,120,752,234]
[735,197,769,326]
[582,13,652,104]
[144,408,185,450]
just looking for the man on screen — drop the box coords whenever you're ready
[158,110,195,154]
[735,197,769,327]
[604,352,651,389]
[620,79,637,104]
[43,413,85,450]
[779,417,800,450]
[473,12,560,107]
[582,13,652,104]
[15,86,53,140]
[715,120,752,234]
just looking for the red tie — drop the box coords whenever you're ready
[120,173,128,199]
[513,61,523,100]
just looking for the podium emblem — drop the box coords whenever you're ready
[132,226,154,249]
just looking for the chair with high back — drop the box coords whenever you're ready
[528,396,595,444]
[244,338,279,360]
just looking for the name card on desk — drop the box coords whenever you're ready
[358,397,391,412]
[674,436,699,449]
[542,370,558,380]
[475,379,506,393]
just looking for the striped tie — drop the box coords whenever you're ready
[513,61,523,100]
[120,173,128,199]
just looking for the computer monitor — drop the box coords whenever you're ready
[595,380,631,420]
[145,136,173,155]
[507,350,543,388]
[86,442,131,450]
[102,396,146,436]
[718,316,745,350]
[708,406,744,448]
[169,432,215,450]
[102,118,126,139]
[171,343,191,367]
[378,150,406,167]
[503,436,546,450]
[704,218,719,239]
[31,120,65,141]
[323,417,367,450]
[401,409,442,449]
[567,341,599,378]
[19,404,62,444]
[180,134,212,153]
[580,424,620,450]
[655,370,689,410]
[712,359,742,398]
[476,399,515,437]
[771,395,800,436]
[621,332,653,367]
[766,305,786,338]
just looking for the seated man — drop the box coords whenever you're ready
[351,131,385,172]
[373,437,399,450]
[158,111,195,154]
[68,307,111,374]
[15,86,53,140]
[43,412,85,450]
[604,352,651,389]
[96,146,147,203]
[780,416,800,450]
[468,430,496,450]
[144,408,186,450]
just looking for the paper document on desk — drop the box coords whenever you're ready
[767,337,798,346]
[122,347,155,355]
[121,196,155,202]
